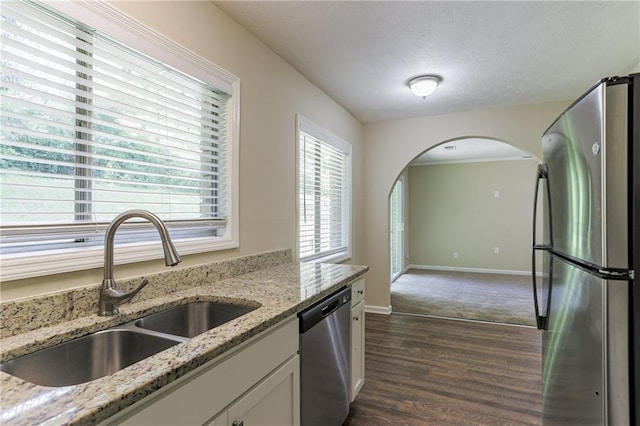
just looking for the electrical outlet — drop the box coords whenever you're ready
[494,246,500,254]
[453,251,459,259]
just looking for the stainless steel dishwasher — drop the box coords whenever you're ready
[299,286,351,426]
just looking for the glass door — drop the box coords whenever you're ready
[390,177,404,282]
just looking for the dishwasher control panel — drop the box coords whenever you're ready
[298,286,351,333]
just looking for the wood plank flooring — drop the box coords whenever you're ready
[344,313,542,426]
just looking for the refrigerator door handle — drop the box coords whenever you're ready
[531,250,550,330]
[532,164,553,248]
[532,163,552,330]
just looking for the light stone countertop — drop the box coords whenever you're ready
[0,262,368,425]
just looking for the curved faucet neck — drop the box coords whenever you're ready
[99,209,181,316]
[103,209,178,280]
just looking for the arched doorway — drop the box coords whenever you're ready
[388,137,539,326]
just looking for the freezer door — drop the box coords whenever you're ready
[542,81,629,269]
[543,254,604,425]
[543,83,604,265]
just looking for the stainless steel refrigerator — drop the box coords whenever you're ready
[532,74,639,425]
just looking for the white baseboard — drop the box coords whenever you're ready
[365,305,392,315]
[406,264,533,276]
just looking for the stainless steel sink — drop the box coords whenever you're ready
[0,300,259,387]
[0,329,180,387]
[135,301,259,338]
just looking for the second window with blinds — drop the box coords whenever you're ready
[297,115,351,263]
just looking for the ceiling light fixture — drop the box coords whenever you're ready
[408,75,441,98]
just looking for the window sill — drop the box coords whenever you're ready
[0,237,238,282]
[302,251,352,265]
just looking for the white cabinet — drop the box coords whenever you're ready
[211,355,299,426]
[103,317,299,426]
[350,278,365,401]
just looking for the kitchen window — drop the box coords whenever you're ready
[0,1,239,280]
[297,115,351,263]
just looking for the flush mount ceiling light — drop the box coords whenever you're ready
[408,75,441,98]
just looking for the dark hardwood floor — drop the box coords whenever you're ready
[344,313,542,426]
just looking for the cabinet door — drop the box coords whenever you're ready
[350,300,365,401]
[108,318,298,426]
[227,355,300,426]
[205,412,227,426]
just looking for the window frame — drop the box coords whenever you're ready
[296,114,352,264]
[1,1,240,281]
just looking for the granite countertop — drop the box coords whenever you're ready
[0,262,368,425]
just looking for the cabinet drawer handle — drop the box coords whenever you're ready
[232,421,244,426]
[357,290,364,295]
[353,316,360,321]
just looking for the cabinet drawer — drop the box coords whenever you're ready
[115,317,298,426]
[351,278,365,304]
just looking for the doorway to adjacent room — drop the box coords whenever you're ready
[389,137,539,326]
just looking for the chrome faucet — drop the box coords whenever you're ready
[98,209,182,316]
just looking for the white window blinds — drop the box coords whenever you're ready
[298,116,351,261]
[1,1,231,255]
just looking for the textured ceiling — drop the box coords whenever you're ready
[411,138,535,165]
[215,1,640,124]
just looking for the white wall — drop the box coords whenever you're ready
[407,160,539,272]
[362,101,569,310]
[1,1,363,300]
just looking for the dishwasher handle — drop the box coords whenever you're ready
[299,287,351,333]
[321,302,339,317]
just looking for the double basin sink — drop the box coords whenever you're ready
[0,300,259,387]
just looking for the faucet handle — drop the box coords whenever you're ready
[99,277,149,315]
[127,277,149,301]
[108,277,149,304]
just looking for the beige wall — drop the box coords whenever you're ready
[407,160,538,272]
[362,101,569,310]
[1,1,363,300]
